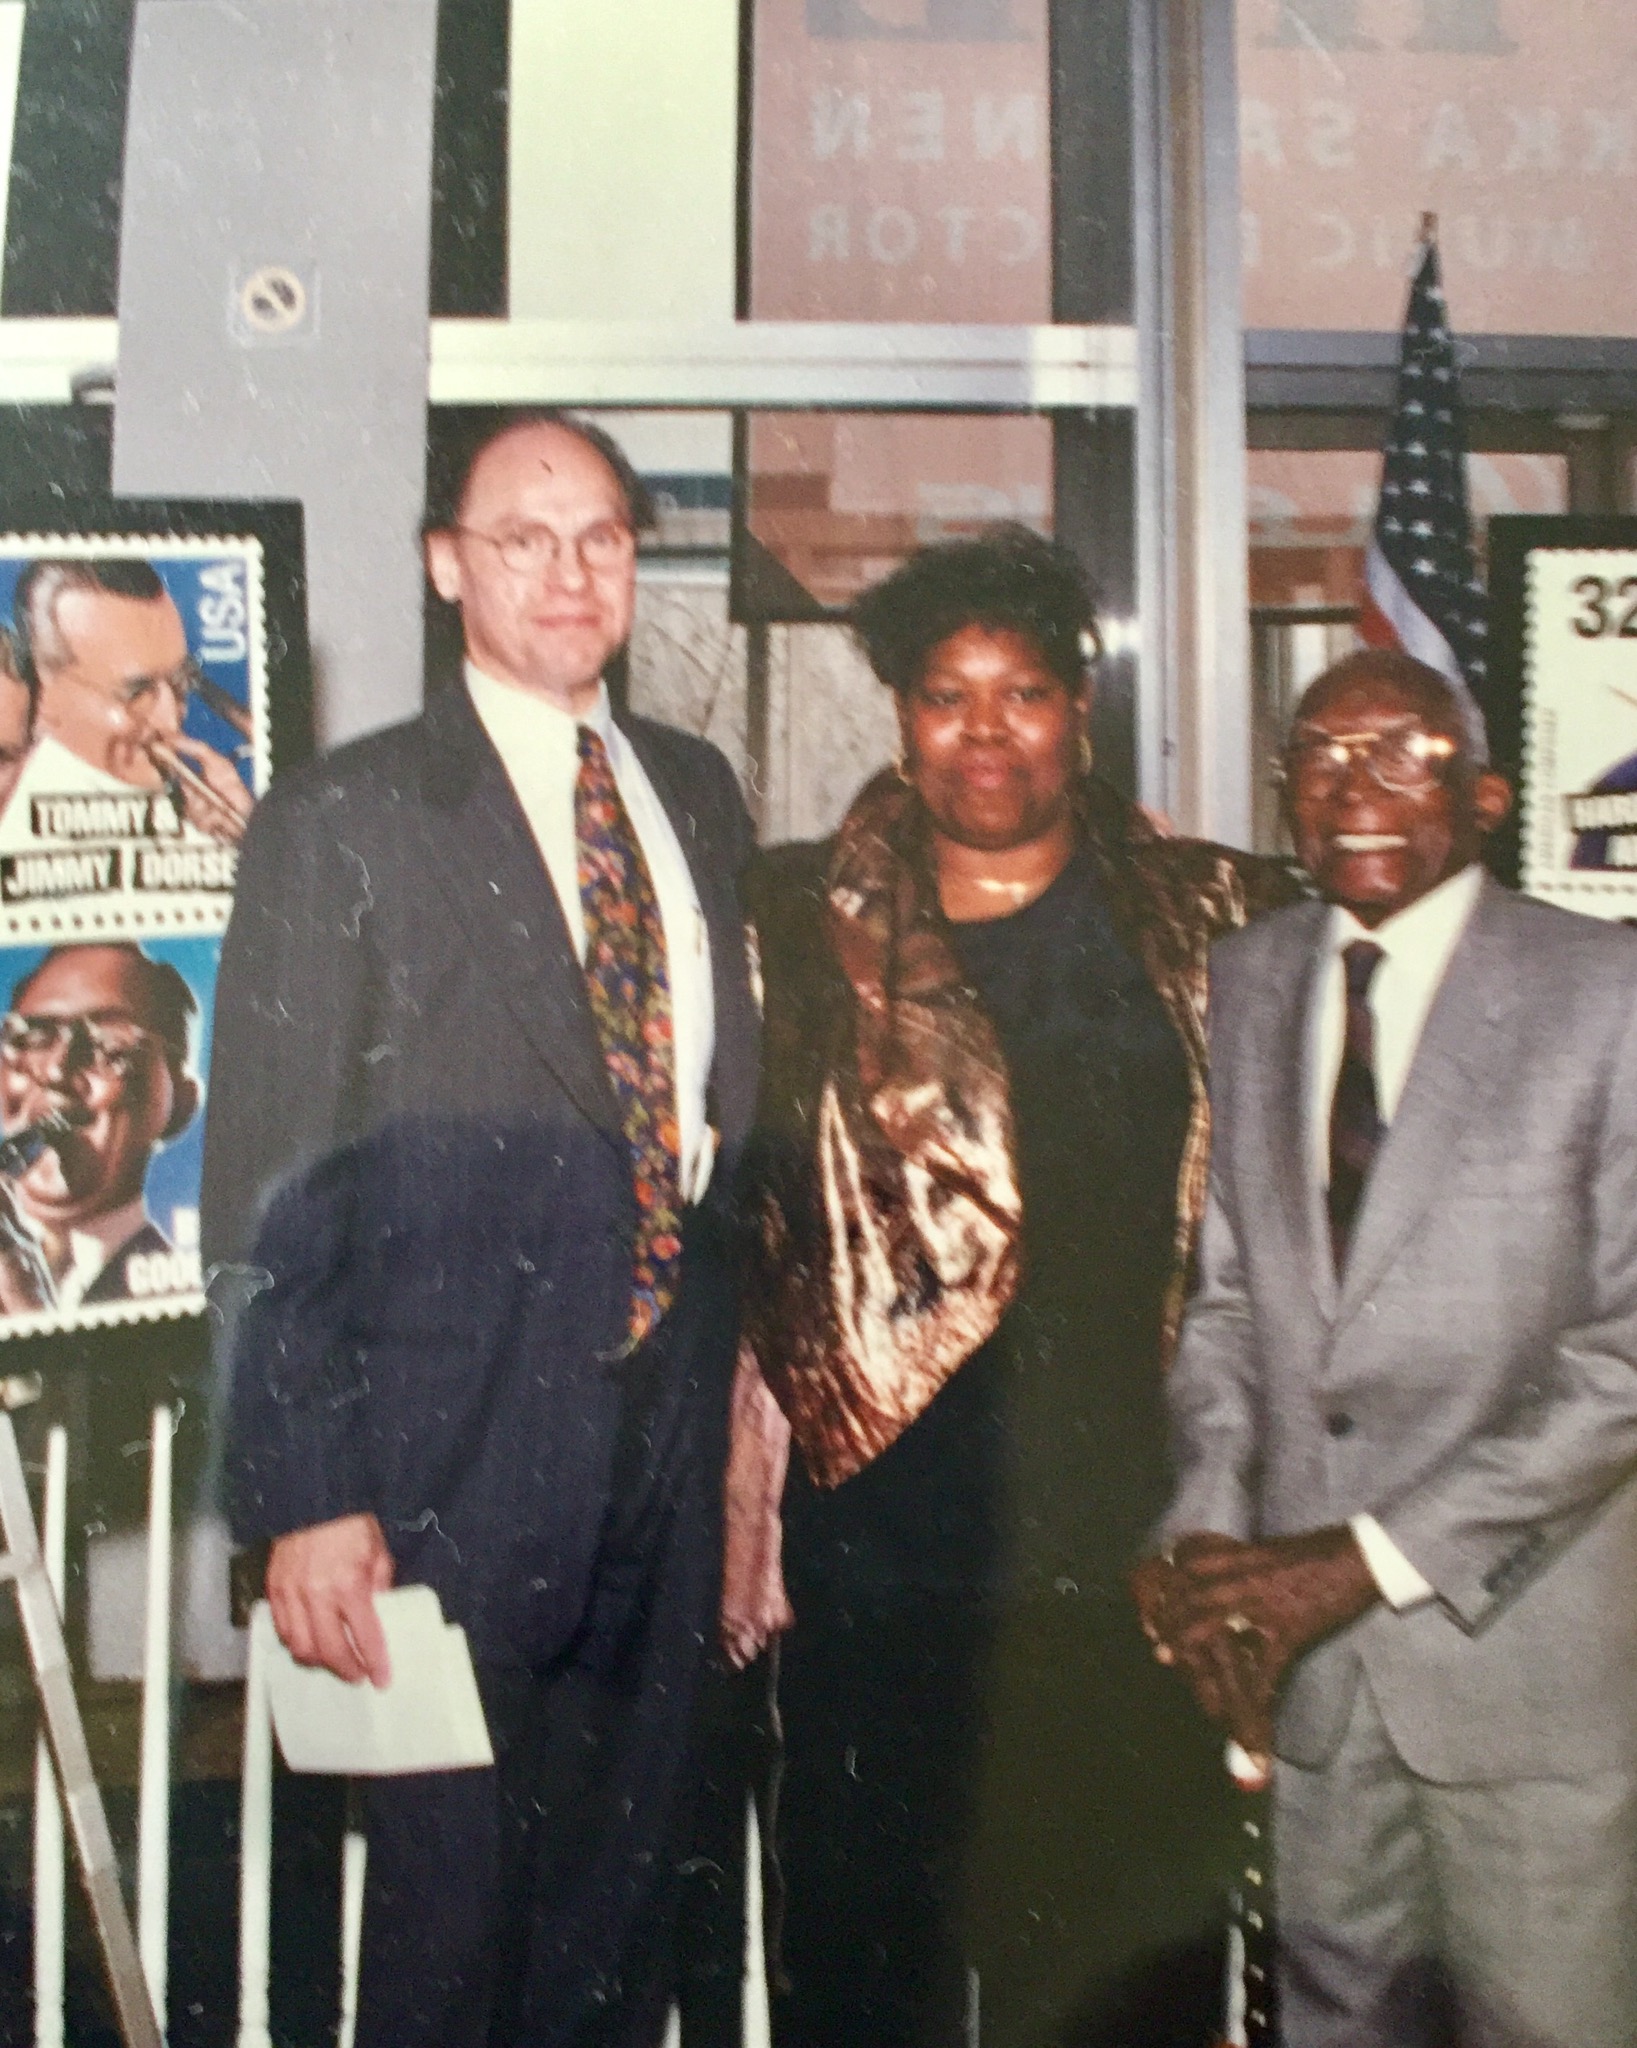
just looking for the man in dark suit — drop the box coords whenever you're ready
[1138,650,1637,2046]
[204,413,759,2048]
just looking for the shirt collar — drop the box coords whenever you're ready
[20,1194,148,1287]
[1328,859,1484,963]
[464,661,613,760]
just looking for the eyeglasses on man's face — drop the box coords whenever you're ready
[1277,718,1459,799]
[66,656,200,717]
[0,1013,165,1080]
[452,519,636,577]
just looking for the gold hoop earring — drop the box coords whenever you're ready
[894,750,912,786]
[1079,732,1094,776]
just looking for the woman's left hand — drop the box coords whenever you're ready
[720,1345,797,1668]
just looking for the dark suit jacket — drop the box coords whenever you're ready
[203,678,759,1668]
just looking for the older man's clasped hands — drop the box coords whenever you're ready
[1132,1525,1380,1770]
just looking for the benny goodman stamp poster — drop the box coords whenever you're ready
[0,505,305,1346]
[1522,545,1637,919]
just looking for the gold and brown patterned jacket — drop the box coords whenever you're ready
[739,769,1304,1494]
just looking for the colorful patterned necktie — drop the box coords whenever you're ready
[1327,940,1385,1273]
[575,726,683,1343]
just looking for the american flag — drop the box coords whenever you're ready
[1358,223,1492,754]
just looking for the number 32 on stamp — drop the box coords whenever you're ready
[1524,548,1637,915]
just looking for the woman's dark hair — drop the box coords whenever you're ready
[850,524,1099,698]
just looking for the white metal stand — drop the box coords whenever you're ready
[238,1604,370,2048]
[236,1607,273,2048]
[32,1424,66,2048]
[137,1403,173,2031]
[0,1380,163,2048]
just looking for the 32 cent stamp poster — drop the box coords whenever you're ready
[1522,544,1637,920]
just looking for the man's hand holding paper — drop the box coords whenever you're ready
[266,1509,395,1686]
[257,1584,493,1776]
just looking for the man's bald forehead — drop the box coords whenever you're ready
[468,417,611,487]
[445,412,653,531]
[1296,651,1473,752]
[60,583,186,640]
[17,558,178,678]
[15,944,154,1016]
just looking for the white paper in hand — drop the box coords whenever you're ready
[257,1585,494,1775]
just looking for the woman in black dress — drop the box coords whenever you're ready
[722,528,1297,2048]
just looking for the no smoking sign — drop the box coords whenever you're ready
[232,264,317,343]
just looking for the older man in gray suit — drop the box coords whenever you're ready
[1137,649,1637,2047]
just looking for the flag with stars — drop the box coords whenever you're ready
[1359,228,1491,754]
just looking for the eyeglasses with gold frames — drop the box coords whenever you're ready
[1276,718,1458,799]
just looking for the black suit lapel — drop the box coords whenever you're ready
[412,684,622,1143]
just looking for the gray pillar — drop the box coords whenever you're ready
[111,1,438,750]
[1132,0,1252,843]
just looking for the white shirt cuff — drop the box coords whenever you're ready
[1225,1740,1270,1790]
[1350,1513,1435,1610]
[687,1125,718,1205]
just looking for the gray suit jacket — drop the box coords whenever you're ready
[1162,874,1637,1782]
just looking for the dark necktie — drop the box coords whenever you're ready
[1327,940,1385,1273]
[575,726,683,1343]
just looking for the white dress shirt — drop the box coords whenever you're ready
[465,663,717,1202]
[1308,860,1485,1611]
